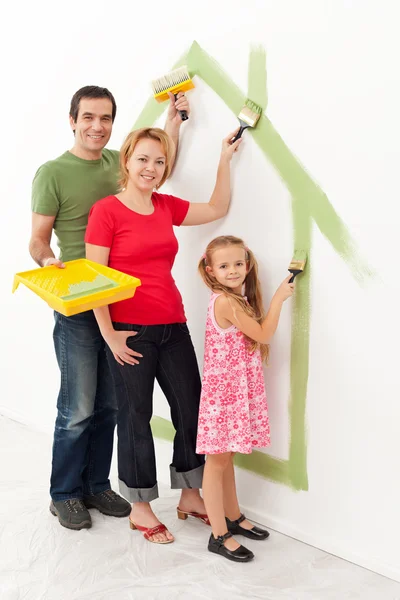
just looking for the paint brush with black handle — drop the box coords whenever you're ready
[231,100,262,142]
[288,251,307,283]
[151,65,194,121]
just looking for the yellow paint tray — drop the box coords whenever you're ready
[12,259,141,317]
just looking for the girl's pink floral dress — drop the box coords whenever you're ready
[196,293,270,455]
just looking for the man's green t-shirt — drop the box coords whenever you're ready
[31,149,120,262]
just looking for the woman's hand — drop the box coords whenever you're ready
[103,329,143,366]
[220,129,242,161]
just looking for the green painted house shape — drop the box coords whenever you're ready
[133,41,373,491]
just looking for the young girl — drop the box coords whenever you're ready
[196,235,295,562]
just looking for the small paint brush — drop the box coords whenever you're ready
[231,100,262,142]
[151,65,195,122]
[288,251,307,283]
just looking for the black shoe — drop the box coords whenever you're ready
[50,499,92,530]
[226,513,270,540]
[83,489,131,517]
[208,531,254,562]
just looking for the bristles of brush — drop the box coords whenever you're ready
[238,100,262,128]
[151,66,191,94]
[288,260,306,271]
[290,250,307,263]
[245,99,262,114]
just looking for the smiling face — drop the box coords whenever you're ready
[69,97,113,160]
[125,138,167,192]
[207,245,248,293]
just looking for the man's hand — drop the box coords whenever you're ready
[43,257,65,268]
[166,91,190,127]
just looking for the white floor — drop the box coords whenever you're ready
[1,416,399,600]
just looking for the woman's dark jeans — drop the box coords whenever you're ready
[107,322,205,503]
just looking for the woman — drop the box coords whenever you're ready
[85,125,241,543]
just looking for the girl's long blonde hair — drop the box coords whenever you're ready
[198,235,269,363]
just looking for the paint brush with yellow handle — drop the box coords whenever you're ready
[288,251,307,283]
[231,100,262,142]
[151,65,195,121]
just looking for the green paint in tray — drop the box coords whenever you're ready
[61,275,118,301]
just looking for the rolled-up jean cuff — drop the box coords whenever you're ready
[119,479,159,503]
[170,464,204,489]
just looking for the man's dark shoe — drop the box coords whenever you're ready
[50,499,92,530]
[83,489,131,517]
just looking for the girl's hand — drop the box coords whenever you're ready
[103,329,143,366]
[221,129,242,161]
[274,276,295,302]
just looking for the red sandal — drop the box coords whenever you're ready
[177,507,211,526]
[129,519,174,544]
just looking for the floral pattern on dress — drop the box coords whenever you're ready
[196,293,270,455]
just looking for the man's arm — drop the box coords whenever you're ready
[30,163,64,267]
[164,92,190,172]
[29,212,64,267]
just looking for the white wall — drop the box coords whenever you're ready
[1,0,399,583]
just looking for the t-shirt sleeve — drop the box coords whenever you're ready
[162,194,190,226]
[31,164,60,216]
[85,201,115,247]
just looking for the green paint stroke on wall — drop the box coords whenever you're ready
[137,41,374,491]
[248,45,268,111]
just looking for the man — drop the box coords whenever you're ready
[29,85,189,530]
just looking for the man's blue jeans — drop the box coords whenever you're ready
[50,311,117,501]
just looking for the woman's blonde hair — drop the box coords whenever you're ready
[198,235,269,363]
[118,127,175,191]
